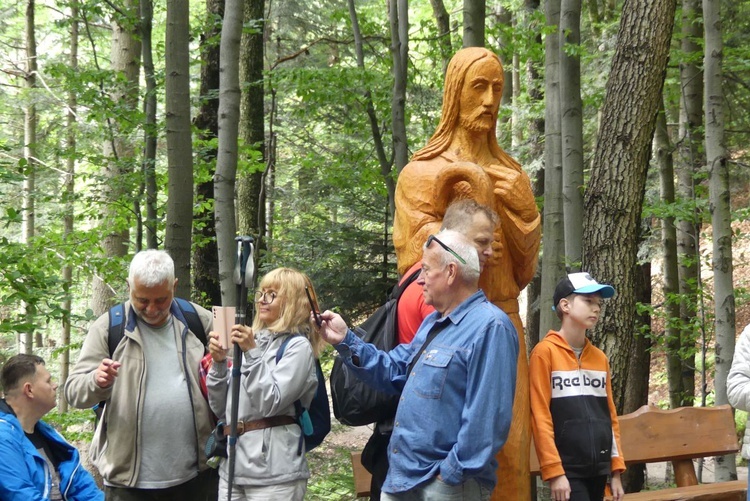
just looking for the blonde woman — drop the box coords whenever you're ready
[206,268,325,501]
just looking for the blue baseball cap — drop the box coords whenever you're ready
[553,272,616,311]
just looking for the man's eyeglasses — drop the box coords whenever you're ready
[426,235,466,264]
[254,291,277,304]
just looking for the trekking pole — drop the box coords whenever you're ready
[227,236,254,501]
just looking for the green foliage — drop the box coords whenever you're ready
[44,408,96,444]
[306,446,357,500]
[735,410,747,443]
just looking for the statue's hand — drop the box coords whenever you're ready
[488,164,535,215]
[488,229,505,265]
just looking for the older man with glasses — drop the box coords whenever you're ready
[317,230,519,501]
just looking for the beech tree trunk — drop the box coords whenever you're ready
[539,0,565,337]
[389,0,409,173]
[583,0,676,415]
[214,0,243,305]
[237,0,266,243]
[165,0,194,299]
[560,0,583,268]
[463,0,485,47]
[523,0,545,350]
[193,0,224,307]
[91,2,141,316]
[60,0,79,413]
[672,0,704,408]
[349,0,395,216]
[429,0,452,75]
[140,0,158,251]
[656,99,685,410]
[22,0,37,353]
[704,0,736,481]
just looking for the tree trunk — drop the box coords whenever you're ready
[389,0,409,174]
[141,0,158,251]
[92,2,141,316]
[704,0,736,481]
[560,0,583,269]
[656,99,685,410]
[429,0,452,75]
[215,0,243,305]
[22,0,37,354]
[583,0,676,415]
[193,0,224,307]
[539,0,565,337]
[165,0,194,299]
[523,0,545,350]
[349,0,395,216]
[672,0,704,408]
[586,0,601,35]
[237,0,266,245]
[495,5,513,148]
[60,0,79,413]
[463,0,485,47]
[621,257,652,492]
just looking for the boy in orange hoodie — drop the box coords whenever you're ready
[530,272,625,501]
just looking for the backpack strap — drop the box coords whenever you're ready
[107,303,127,358]
[276,335,308,455]
[386,266,423,348]
[173,297,207,346]
[392,266,422,302]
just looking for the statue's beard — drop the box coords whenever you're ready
[459,113,493,133]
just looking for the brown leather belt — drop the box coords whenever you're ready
[221,416,296,437]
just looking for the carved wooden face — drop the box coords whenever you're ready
[458,57,504,133]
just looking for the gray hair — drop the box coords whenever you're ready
[442,199,499,231]
[424,230,481,283]
[128,250,175,287]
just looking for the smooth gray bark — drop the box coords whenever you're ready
[389,0,409,173]
[540,0,565,337]
[560,0,583,269]
[140,0,158,251]
[215,0,243,305]
[91,1,141,317]
[60,0,79,413]
[704,0,736,481]
[463,0,485,47]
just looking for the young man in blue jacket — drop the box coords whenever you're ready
[0,353,103,501]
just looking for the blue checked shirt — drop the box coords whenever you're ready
[335,290,519,493]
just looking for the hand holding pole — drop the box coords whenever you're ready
[226,235,254,501]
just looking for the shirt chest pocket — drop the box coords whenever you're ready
[413,349,454,399]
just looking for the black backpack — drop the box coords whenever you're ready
[276,335,331,453]
[329,268,421,426]
[94,298,207,420]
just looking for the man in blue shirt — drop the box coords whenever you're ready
[318,230,518,500]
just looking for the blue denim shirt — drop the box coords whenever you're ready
[335,290,519,493]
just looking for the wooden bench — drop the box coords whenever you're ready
[530,404,745,500]
[351,405,746,500]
